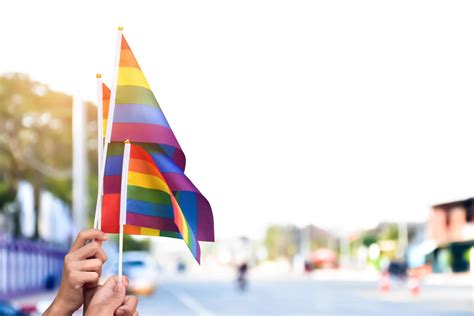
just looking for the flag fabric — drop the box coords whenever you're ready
[111,36,185,170]
[101,143,182,239]
[101,34,214,243]
[124,143,201,262]
[101,83,111,137]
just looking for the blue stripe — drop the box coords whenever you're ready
[160,144,176,158]
[150,152,184,174]
[105,156,123,176]
[113,104,170,128]
[127,199,174,218]
[175,191,198,234]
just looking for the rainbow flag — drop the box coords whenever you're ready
[111,36,185,170]
[101,33,214,242]
[122,143,201,262]
[101,142,183,239]
[101,83,111,137]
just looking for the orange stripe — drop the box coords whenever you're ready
[124,224,141,235]
[128,158,164,180]
[120,49,140,69]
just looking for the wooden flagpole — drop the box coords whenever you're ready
[118,140,131,282]
[93,73,103,229]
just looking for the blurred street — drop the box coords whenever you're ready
[137,276,473,316]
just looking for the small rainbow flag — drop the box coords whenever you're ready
[121,143,201,262]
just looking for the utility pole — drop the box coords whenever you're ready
[72,95,88,236]
[397,222,408,259]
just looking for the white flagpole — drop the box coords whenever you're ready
[93,74,104,229]
[95,27,123,231]
[118,141,131,282]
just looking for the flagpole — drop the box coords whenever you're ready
[93,74,104,229]
[118,140,131,282]
[95,26,123,231]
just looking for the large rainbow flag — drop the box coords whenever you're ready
[99,30,214,262]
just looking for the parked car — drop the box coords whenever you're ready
[122,251,158,296]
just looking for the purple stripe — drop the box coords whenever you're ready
[111,123,181,149]
[197,195,214,241]
[126,212,179,231]
[114,104,170,128]
[162,172,199,193]
[104,175,121,194]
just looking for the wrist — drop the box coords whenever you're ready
[44,296,76,316]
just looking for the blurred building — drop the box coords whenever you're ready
[426,198,474,273]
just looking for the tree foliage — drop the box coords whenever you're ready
[0,73,98,238]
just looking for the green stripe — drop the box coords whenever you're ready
[159,231,182,239]
[107,143,124,156]
[127,185,171,204]
[116,86,160,108]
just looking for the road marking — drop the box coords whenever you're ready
[167,289,214,316]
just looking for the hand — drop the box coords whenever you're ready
[44,229,108,315]
[85,276,139,316]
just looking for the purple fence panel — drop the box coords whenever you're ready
[0,238,67,300]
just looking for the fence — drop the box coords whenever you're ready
[0,238,67,299]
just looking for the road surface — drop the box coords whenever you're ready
[137,277,473,315]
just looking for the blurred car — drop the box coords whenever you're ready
[307,249,338,270]
[122,251,158,296]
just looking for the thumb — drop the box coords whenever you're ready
[100,277,126,311]
[112,280,126,301]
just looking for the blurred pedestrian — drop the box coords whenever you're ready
[236,262,249,291]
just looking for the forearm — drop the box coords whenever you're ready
[43,297,77,316]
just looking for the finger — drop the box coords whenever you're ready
[115,295,138,316]
[76,258,103,272]
[71,241,107,262]
[70,271,99,289]
[71,229,107,251]
[108,275,129,288]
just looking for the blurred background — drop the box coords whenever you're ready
[0,1,473,315]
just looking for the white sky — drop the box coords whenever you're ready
[1,1,474,238]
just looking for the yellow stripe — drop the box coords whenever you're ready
[140,227,161,236]
[177,206,189,242]
[128,171,170,193]
[102,119,107,137]
[117,67,150,89]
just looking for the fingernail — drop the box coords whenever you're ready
[102,233,108,240]
[116,310,125,315]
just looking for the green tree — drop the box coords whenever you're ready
[0,73,98,239]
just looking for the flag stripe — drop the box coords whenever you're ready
[105,156,123,176]
[127,198,174,218]
[116,86,159,107]
[128,171,169,192]
[129,158,164,180]
[118,67,150,89]
[149,152,184,174]
[120,49,140,69]
[126,212,178,231]
[127,185,171,204]
[114,103,170,128]
[104,175,121,194]
[162,172,199,193]
[111,122,181,148]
